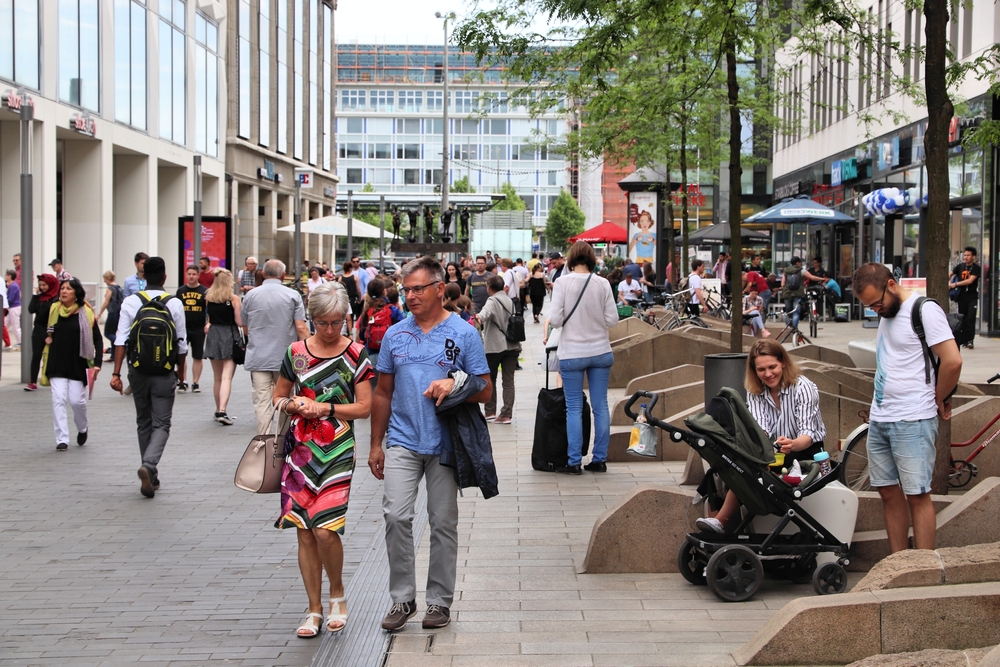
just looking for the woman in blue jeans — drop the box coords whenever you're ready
[549,241,619,474]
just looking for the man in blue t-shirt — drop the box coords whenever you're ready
[369,256,491,632]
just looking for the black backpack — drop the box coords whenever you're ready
[107,284,124,316]
[500,300,526,343]
[911,296,962,392]
[127,292,179,375]
[785,270,802,292]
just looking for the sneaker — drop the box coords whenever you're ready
[217,412,234,426]
[484,415,497,422]
[191,383,200,393]
[23,383,37,392]
[422,604,451,629]
[494,416,511,424]
[968,341,975,350]
[137,465,155,498]
[177,381,188,392]
[381,600,416,632]
[555,464,582,475]
[583,460,607,473]
[56,442,68,451]
[153,477,160,491]
[76,431,88,446]
[695,517,725,534]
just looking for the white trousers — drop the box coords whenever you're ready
[5,305,20,345]
[51,377,88,445]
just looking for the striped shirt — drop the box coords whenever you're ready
[746,376,826,445]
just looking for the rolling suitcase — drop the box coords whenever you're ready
[531,349,590,471]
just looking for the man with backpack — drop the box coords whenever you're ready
[479,274,521,424]
[852,263,962,553]
[110,256,188,499]
[780,256,808,329]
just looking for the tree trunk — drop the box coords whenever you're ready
[923,0,953,494]
[665,197,676,286]
[681,122,690,282]
[726,30,743,353]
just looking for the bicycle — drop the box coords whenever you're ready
[703,287,732,320]
[839,374,1000,490]
[773,288,824,346]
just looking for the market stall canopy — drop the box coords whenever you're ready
[675,223,770,244]
[743,195,856,225]
[569,221,628,244]
[277,215,397,239]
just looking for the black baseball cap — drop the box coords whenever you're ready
[548,252,563,260]
[790,256,802,264]
[48,259,62,266]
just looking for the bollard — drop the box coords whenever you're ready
[704,353,748,404]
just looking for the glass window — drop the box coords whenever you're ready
[427,90,443,111]
[425,169,442,185]
[323,4,332,169]
[258,0,270,146]
[308,0,318,165]
[346,117,362,133]
[293,0,303,158]
[340,89,365,110]
[374,168,392,183]
[59,0,100,111]
[425,118,443,134]
[548,170,557,186]
[194,11,218,156]
[1,0,40,89]
[373,89,394,111]
[453,90,479,113]
[368,118,392,134]
[400,90,422,112]
[404,168,420,185]
[276,0,288,153]
[338,142,361,159]
[237,0,250,137]
[395,118,419,134]
[455,119,478,135]
[488,144,505,160]
[346,168,362,183]
[114,0,146,130]
[511,145,522,160]
[396,143,419,159]
[159,2,186,143]
[368,143,390,159]
[510,119,532,138]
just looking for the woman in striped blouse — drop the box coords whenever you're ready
[696,339,827,533]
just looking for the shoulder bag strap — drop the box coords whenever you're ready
[561,273,593,328]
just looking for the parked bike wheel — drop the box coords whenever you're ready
[706,544,763,602]
[809,316,818,338]
[949,459,975,488]
[838,424,873,492]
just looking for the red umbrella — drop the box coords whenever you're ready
[568,221,628,244]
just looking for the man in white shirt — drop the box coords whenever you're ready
[687,260,706,316]
[853,263,962,552]
[617,273,643,305]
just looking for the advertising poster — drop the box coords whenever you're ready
[179,216,232,277]
[628,191,657,269]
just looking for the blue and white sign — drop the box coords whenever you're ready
[831,161,842,187]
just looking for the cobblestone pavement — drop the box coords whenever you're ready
[1,314,877,667]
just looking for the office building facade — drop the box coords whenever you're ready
[0,0,228,292]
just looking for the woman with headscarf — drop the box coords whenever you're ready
[25,273,60,391]
[41,278,102,450]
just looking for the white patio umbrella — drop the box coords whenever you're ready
[276,215,397,239]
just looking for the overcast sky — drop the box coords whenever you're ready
[335,1,469,45]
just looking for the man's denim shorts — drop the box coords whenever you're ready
[867,418,939,496]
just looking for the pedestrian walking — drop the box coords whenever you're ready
[339,261,363,322]
[5,269,21,347]
[175,266,208,393]
[369,256,491,632]
[528,263,547,323]
[781,256,807,329]
[42,278,102,450]
[238,256,258,294]
[48,259,71,282]
[479,274,520,424]
[203,269,244,425]
[549,241,619,474]
[110,256,188,498]
[466,256,490,314]
[25,274,61,391]
[272,281,374,638]
[122,252,149,297]
[243,259,309,436]
[96,271,123,357]
[198,256,215,288]
[950,246,981,349]
[853,263,962,552]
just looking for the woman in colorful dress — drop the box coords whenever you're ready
[272,280,374,639]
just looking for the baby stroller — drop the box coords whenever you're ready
[625,389,856,602]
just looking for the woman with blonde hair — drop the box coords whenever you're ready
[696,338,826,533]
[272,280,374,638]
[204,269,245,425]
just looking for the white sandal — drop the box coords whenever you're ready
[327,596,348,634]
[296,612,324,638]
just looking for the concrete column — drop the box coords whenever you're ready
[0,122,18,263]
[157,165,186,287]
[237,182,259,263]
[62,139,104,285]
[112,154,150,283]
[37,118,57,276]
[258,188,277,260]
[203,174,221,216]
[274,192,291,270]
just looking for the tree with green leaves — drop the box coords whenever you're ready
[452,175,476,194]
[492,180,527,210]
[546,189,587,249]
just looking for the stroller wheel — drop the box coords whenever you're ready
[813,562,848,595]
[788,553,818,584]
[677,537,708,586]
[706,545,763,602]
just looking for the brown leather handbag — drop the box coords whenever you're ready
[234,399,288,494]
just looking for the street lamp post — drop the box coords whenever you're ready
[436,11,456,234]
[19,93,34,383]
[193,156,202,274]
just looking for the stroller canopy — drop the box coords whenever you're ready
[686,387,775,466]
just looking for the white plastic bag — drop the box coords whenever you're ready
[627,421,657,458]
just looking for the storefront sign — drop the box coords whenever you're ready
[831,161,842,187]
[948,114,984,146]
[841,158,858,181]
[323,186,335,197]
[70,112,97,137]
[3,89,33,112]
[774,181,801,199]
[296,169,314,188]
[670,183,706,207]
[811,183,845,208]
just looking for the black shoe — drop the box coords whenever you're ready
[583,461,607,473]
[381,600,416,632]
[138,465,155,498]
[153,477,160,491]
[422,604,451,629]
[56,442,68,451]
[555,464,582,475]
[177,381,188,392]
[191,383,200,393]
[77,431,88,446]
[967,341,974,350]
